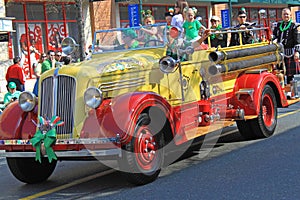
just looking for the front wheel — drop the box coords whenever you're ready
[119,113,165,185]
[7,157,57,184]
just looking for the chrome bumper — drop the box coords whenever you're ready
[0,148,122,158]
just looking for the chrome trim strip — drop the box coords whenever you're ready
[99,77,145,92]
[0,149,122,158]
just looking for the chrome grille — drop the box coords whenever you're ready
[40,75,76,138]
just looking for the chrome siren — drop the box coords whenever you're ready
[159,56,178,74]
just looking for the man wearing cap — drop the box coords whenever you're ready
[229,9,254,46]
[207,15,228,48]
[6,56,26,92]
[2,82,21,108]
[273,8,300,84]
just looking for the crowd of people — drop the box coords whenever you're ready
[1,2,299,111]
[1,49,71,112]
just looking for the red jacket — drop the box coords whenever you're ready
[6,64,26,85]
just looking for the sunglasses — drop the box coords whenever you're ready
[56,54,62,56]
[42,56,47,58]
[50,54,55,56]
[239,16,246,18]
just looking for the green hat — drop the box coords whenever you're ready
[122,29,137,39]
[8,82,16,89]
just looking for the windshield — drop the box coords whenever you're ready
[92,23,167,54]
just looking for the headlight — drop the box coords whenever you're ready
[84,87,103,109]
[18,92,36,112]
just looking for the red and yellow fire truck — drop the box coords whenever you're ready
[0,23,297,185]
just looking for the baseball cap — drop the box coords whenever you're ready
[211,16,220,21]
[8,82,16,89]
[238,8,247,16]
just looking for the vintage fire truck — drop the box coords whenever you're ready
[0,22,297,185]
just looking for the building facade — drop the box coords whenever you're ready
[0,0,299,94]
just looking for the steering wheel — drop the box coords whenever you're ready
[144,40,164,47]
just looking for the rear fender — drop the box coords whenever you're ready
[232,71,287,115]
[0,101,37,140]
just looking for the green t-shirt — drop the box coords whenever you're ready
[41,59,53,74]
[3,91,21,105]
[183,20,202,41]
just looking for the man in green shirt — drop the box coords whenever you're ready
[41,50,56,74]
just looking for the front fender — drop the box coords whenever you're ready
[0,102,37,140]
[81,92,174,144]
[232,71,287,115]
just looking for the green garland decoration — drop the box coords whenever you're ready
[30,129,57,163]
[210,24,222,40]
[280,20,292,32]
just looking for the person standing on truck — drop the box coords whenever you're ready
[6,56,26,92]
[206,15,228,48]
[99,29,140,51]
[171,0,189,37]
[229,9,254,46]
[182,7,203,42]
[139,10,158,47]
[273,8,300,84]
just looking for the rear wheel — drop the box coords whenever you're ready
[237,85,277,139]
[251,85,277,138]
[7,157,57,184]
[236,119,254,140]
[120,113,165,185]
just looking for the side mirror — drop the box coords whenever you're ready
[61,37,78,55]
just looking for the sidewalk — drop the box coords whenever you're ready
[0,78,36,102]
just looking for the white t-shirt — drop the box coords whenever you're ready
[171,14,184,34]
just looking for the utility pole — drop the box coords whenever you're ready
[75,0,86,61]
[229,0,232,26]
[139,0,143,23]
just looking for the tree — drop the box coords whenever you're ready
[75,0,86,61]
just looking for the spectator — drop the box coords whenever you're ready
[6,56,26,92]
[29,39,40,68]
[171,0,189,36]
[273,7,300,84]
[41,50,56,74]
[207,15,228,48]
[55,50,63,68]
[229,9,254,46]
[32,53,47,96]
[63,56,71,65]
[0,82,21,111]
